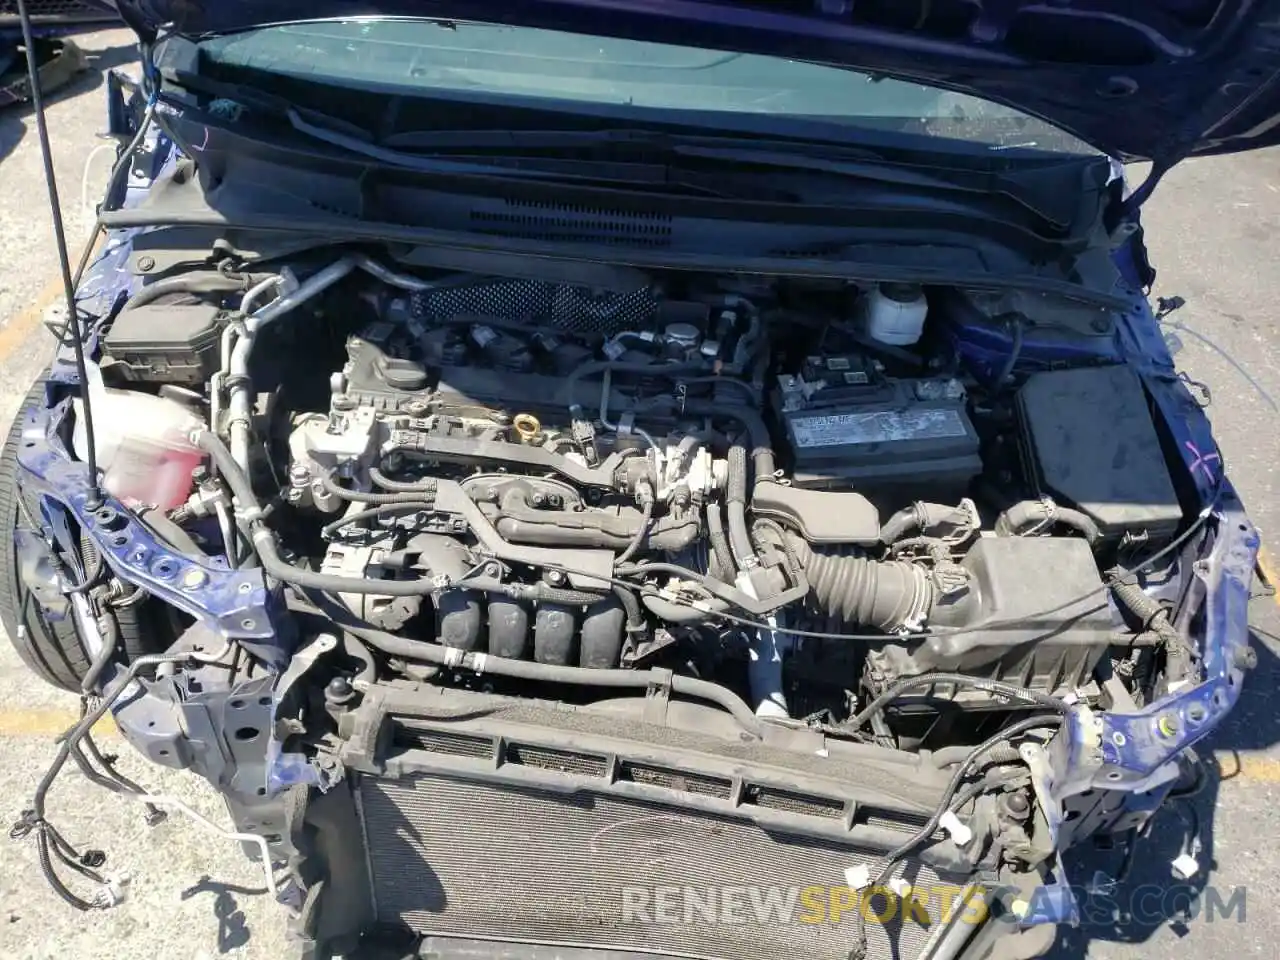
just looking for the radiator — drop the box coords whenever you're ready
[359,771,946,960]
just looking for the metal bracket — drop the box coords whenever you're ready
[642,667,673,725]
[16,406,272,644]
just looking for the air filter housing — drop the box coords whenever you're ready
[1016,365,1183,546]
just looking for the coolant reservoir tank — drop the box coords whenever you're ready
[862,282,928,346]
[72,365,206,510]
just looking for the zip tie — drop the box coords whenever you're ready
[888,878,912,898]
[939,810,973,847]
[471,653,489,675]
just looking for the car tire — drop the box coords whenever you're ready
[0,375,176,692]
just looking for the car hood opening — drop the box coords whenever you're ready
[114,0,1280,164]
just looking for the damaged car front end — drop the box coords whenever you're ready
[2,3,1268,959]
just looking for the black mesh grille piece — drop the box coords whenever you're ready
[410,281,658,335]
[743,784,847,820]
[393,726,495,759]
[0,0,111,17]
[360,773,944,960]
[616,762,734,800]
[503,743,610,777]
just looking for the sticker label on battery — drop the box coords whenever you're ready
[790,408,968,447]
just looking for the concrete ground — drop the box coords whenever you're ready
[0,25,1278,960]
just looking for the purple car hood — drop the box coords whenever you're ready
[115,0,1280,164]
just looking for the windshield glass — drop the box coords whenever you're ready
[199,18,1097,155]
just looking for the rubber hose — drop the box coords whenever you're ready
[121,272,251,312]
[341,631,378,685]
[80,608,119,695]
[642,592,730,622]
[495,517,699,552]
[139,508,205,557]
[724,444,757,571]
[846,671,1069,732]
[612,584,645,633]
[454,576,606,606]
[994,499,1101,547]
[614,498,653,566]
[331,615,762,738]
[1110,572,1182,647]
[788,536,934,631]
[369,467,438,495]
[252,530,443,596]
[194,431,262,515]
[706,501,733,582]
[682,401,776,480]
[321,472,434,505]
[880,502,976,545]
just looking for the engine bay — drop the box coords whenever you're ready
[87,255,1192,746]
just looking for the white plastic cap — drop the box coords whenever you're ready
[1171,853,1200,880]
[939,810,974,847]
[844,865,870,891]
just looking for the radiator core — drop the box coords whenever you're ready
[359,772,946,960]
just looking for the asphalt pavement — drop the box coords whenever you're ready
[0,26,1278,960]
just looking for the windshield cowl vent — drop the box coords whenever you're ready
[469,197,673,247]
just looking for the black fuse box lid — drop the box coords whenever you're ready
[102,301,223,385]
[1016,365,1183,545]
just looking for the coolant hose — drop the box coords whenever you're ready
[705,501,733,582]
[787,535,935,632]
[682,401,775,480]
[194,431,452,597]
[121,272,256,312]
[301,601,763,737]
[448,577,607,606]
[995,499,1100,547]
[724,443,757,572]
[613,584,645,633]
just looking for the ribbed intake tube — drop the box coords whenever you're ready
[785,535,935,632]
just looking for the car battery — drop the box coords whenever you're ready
[773,353,982,504]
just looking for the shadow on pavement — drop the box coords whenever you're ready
[181,874,266,954]
[0,39,137,165]
[1046,622,1280,957]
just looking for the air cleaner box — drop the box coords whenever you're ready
[1016,365,1183,546]
[774,359,981,502]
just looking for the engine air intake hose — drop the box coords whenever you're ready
[994,498,1100,547]
[785,535,935,632]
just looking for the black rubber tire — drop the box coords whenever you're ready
[0,375,176,691]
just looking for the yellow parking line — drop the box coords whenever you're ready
[0,230,105,362]
[1220,753,1280,783]
[0,272,66,361]
[1258,547,1280,608]
[0,708,116,738]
